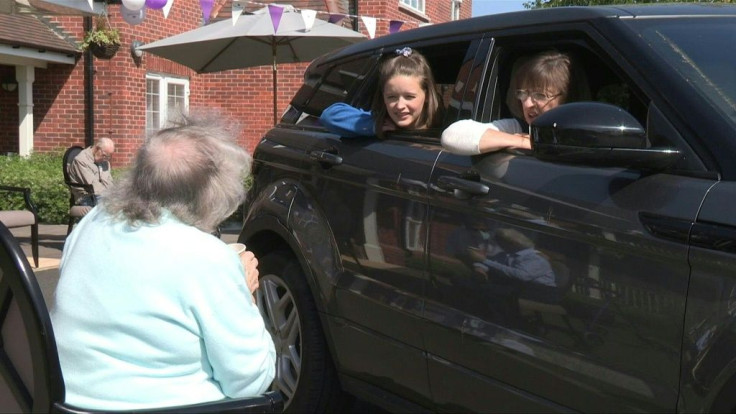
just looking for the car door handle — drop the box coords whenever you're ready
[308,150,343,166]
[436,175,489,196]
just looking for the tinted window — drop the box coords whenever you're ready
[305,55,376,117]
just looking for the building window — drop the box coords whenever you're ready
[146,74,189,136]
[400,0,425,14]
[451,0,462,20]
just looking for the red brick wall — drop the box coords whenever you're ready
[1,0,471,165]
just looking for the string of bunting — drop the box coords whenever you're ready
[119,0,426,39]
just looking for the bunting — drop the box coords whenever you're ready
[231,0,244,25]
[300,9,316,32]
[360,15,376,39]
[162,0,173,18]
[267,4,284,33]
[118,0,428,36]
[200,0,214,24]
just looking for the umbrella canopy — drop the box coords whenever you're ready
[140,5,366,124]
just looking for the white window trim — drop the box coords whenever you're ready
[145,74,190,134]
[451,0,462,21]
[400,0,425,14]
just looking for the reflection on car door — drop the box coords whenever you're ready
[311,134,439,405]
[424,150,714,412]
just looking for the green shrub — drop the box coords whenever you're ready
[0,151,75,224]
[0,151,249,225]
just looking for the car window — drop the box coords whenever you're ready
[291,39,480,136]
[474,34,705,173]
[485,42,648,128]
[288,54,377,126]
[315,55,377,111]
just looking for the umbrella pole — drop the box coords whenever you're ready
[272,42,277,126]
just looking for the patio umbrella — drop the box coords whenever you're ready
[139,5,366,124]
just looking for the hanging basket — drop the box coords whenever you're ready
[90,42,120,60]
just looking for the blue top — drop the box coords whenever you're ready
[51,207,276,410]
[319,102,376,137]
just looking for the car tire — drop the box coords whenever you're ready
[256,250,350,413]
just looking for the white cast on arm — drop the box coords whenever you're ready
[441,119,499,155]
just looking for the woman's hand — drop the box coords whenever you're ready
[240,250,260,300]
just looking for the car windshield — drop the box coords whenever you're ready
[626,17,736,127]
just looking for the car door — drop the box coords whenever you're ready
[311,132,437,405]
[283,38,487,406]
[422,29,716,412]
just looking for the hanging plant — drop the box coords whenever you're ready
[81,15,121,59]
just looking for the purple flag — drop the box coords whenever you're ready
[200,0,214,24]
[268,4,284,33]
[389,20,403,34]
[328,14,345,25]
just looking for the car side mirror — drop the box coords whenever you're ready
[530,102,681,169]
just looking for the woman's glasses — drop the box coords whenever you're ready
[515,89,561,104]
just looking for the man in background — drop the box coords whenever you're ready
[69,137,115,206]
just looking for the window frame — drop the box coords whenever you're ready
[400,0,425,14]
[145,73,190,136]
[451,0,462,21]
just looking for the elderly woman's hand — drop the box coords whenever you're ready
[240,250,260,301]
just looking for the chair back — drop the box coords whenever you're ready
[63,147,95,235]
[62,146,84,186]
[0,222,64,413]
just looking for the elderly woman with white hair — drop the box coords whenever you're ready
[51,113,275,410]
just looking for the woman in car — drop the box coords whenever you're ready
[442,50,589,155]
[320,47,444,138]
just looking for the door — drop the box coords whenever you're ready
[313,134,437,405]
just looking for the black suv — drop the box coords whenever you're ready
[239,4,736,412]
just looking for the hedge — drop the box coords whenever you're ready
[0,151,248,226]
[0,151,71,224]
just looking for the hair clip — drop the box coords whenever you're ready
[395,47,412,57]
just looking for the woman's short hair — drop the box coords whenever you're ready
[505,50,590,120]
[103,112,251,233]
[371,47,444,138]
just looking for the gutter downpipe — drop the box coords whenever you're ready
[84,15,94,147]
[352,0,359,32]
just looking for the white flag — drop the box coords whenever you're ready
[361,16,376,39]
[301,9,317,32]
[162,0,173,18]
[232,1,244,25]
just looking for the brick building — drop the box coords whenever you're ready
[0,0,471,167]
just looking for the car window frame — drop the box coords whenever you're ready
[471,22,709,175]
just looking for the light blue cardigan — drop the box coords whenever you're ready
[51,207,275,410]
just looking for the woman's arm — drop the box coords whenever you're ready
[319,102,376,137]
[441,118,531,155]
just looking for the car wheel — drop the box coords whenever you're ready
[256,250,349,413]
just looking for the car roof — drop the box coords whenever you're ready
[316,4,736,66]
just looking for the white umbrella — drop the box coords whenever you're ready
[140,5,366,124]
